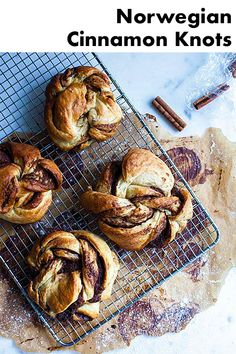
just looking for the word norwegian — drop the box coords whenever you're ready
[117,8,231,28]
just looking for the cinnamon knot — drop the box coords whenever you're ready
[81,148,193,250]
[44,66,122,151]
[0,142,62,224]
[27,230,119,319]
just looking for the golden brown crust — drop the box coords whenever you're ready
[81,188,133,214]
[27,230,119,319]
[44,66,122,151]
[0,142,62,224]
[80,148,193,250]
[168,188,193,242]
[122,148,174,190]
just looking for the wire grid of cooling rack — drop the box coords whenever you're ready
[0,52,220,347]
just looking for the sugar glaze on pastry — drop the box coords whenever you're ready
[0,142,62,224]
[81,148,193,250]
[27,230,119,319]
[44,66,122,151]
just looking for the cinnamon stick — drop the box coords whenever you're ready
[193,83,230,110]
[152,96,186,131]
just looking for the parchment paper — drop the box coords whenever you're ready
[0,116,235,353]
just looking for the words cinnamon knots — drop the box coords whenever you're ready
[0,142,62,224]
[44,66,122,151]
[27,230,119,319]
[81,148,193,251]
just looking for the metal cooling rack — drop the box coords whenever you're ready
[0,52,220,347]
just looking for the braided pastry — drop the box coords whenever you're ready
[44,66,122,151]
[0,142,62,224]
[27,230,119,319]
[81,148,193,250]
